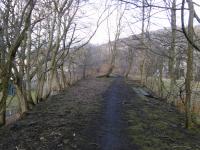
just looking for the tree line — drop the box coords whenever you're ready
[109,0,200,129]
[0,0,108,126]
[1,0,200,129]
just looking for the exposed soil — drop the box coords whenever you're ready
[1,78,200,150]
[0,78,112,150]
[97,78,139,150]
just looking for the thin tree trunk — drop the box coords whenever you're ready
[61,64,67,89]
[26,21,35,108]
[185,0,194,129]
[159,58,164,98]
[140,58,146,85]
[0,77,8,126]
[125,47,134,78]
[49,12,62,93]
[169,0,177,103]
[140,0,146,85]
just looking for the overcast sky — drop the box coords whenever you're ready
[82,0,200,45]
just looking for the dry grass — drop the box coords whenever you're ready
[125,80,200,150]
[130,75,200,124]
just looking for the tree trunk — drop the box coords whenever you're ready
[140,0,146,85]
[26,22,35,109]
[0,77,8,126]
[36,73,45,103]
[168,0,177,103]
[185,0,194,129]
[140,57,146,85]
[55,69,62,91]
[61,64,67,89]
[125,47,134,78]
[159,58,164,98]
[49,12,62,93]
[15,84,28,113]
[104,44,116,77]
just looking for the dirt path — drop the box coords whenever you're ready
[0,78,112,150]
[1,78,200,150]
[97,78,138,150]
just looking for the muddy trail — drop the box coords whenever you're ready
[97,78,138,150]
[1,78,200,150]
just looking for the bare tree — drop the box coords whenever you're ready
[0,0,35,126]
[103,2,126,77]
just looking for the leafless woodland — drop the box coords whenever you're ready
[0,0,200,129]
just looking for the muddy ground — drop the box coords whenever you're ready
[0,78,112,150]
[1,77,200,150]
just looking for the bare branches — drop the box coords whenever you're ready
[181,0,200,52]
[119,0,185,10]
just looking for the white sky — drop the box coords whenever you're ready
[81,0,200,45]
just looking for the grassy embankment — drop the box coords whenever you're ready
[125,80,200,150]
